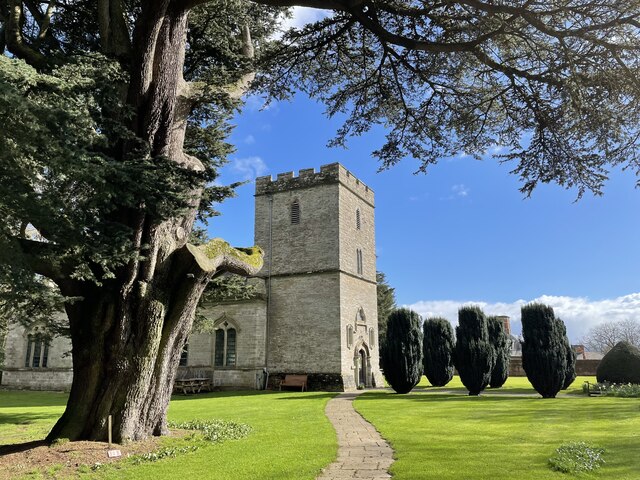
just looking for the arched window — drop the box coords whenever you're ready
[25,332,50,368]
[214,322,237,367]
[290,200,300,224]
[356,209,361,230]
[369,327,376,348]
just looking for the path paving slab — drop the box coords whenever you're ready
[316,392,394,480]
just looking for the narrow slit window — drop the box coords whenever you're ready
[356,209,361,230]
[214,330,225,367]
[291,200,300,224]
[356,249,363,275]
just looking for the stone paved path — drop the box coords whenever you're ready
[316,391,394,480]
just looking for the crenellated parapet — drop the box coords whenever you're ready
[255,163,374,205]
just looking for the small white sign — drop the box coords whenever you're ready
[107,449,122,458]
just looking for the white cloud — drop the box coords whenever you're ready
[406,293,640,343]
[280,7,331,31]
[244,134,255,145]
[230,156,268,181]
[440,184,470,200]
[452,184,469,197]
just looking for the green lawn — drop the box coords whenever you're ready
[2,376,639,479]
[416,374,590,395]
[355,376,640,480]
[0,390,337,479]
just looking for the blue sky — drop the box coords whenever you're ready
[206,9,640,343]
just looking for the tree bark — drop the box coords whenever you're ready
[45,2,262,443]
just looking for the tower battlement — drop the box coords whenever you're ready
[255,163,374,205]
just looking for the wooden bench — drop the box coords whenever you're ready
[280,374,308,392]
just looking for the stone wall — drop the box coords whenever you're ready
[509,357,600,377]
[197,299,267,370]
[267,273,342,373]
[1,368,72,391]
[1,322,73,390]
[255,170,340,277]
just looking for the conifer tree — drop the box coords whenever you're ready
[487,316,511,388]
[558,319,577,390]
[422,317,455,387]
[381,308,423,394]
[521,304,567,398]
[455,306,495,395]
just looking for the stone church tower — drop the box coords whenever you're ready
[255,163,383,390]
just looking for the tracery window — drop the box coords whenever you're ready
[214,322,237,367]
[25,333,50,368]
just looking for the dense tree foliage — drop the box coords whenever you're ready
[3,0,640,442]
[596,341,640,384]
[487,316,511,388]
[455,306,495,395]
[580,319,640,354]
[558,319,577,390]
[422,317,455,387]
[381,308,423,394]
[521,304,568,398]
[260,0,640,197]
[376,271,396,349]
[0,1,278,442]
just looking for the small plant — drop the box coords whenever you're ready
[584,382,640,398]
[548,442,605,474]
[168,419,251,443]
[357,383,365,390]
[49,437,70,446]
[132,446,199,465]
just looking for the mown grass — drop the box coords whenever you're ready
[416,374,591,395]
[355,376,640,480]
[2,376,639,479]
[0,390,337,479]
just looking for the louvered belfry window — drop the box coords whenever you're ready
[291,200,300,224]
[356,209,361,230]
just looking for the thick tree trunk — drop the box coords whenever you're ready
[47,244,212,442]
[46,2,262,443]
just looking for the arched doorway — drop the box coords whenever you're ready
[358,349,367,386]
[353,343,371,388]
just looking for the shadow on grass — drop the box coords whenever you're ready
[0,440,47,455]
[170,390,335,402]
[0,412,61,425]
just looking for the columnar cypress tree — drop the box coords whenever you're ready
[423,317,455,387]
[521,304,567,398]
[488,316,511,388]
[454,306,495,395]
[381,308,423,394]
[558,319,577,390]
